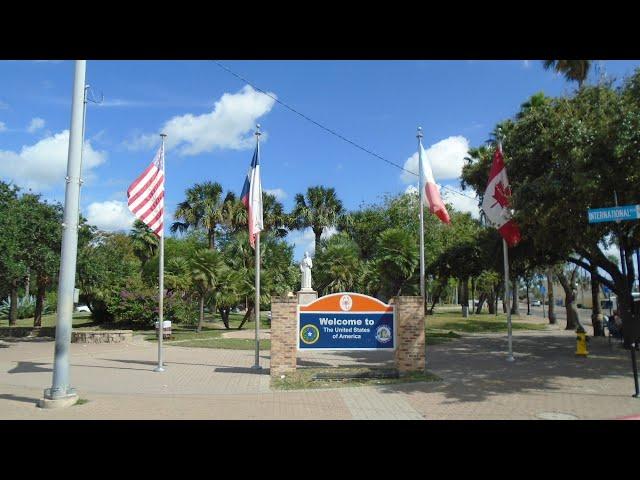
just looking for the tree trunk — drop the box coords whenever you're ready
[9,283,18,326]
[461,278,469,318]
[313,227,323,254]
[475,292,487,314]
[218,307,230,329]
[487,289,496,314]
[590,265,604,336]
[511,279,519,316]
[557,270,585,332]
[197,295,205,332]
[502,284,507,313]
[238,303,254,330]
[470,278,475,315]
[208,228,216,250]
[526,282,531,315]
[547,271,556,324]
[25,272,30,298]
[33,279,47,328]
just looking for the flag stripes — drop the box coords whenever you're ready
[127,145,165,237]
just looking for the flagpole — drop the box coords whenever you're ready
[252,125,262,370]
[417,127,426,302]
[154,133,167,372]
[498,135,515,362]
[39,60,86,408]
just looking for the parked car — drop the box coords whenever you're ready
[75,304,90,313]
[531,300,542,307]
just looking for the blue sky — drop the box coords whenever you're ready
[1,59,640,261]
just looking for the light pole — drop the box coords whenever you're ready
[38,60,86,408]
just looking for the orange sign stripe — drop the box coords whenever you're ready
[299,293,393,313]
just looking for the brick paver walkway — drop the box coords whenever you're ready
[1,314,639,419]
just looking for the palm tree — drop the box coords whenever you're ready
[516,92,549,119]
[189,248,226,332]
[171,182,227,250]
[222,192,288,238]
[129,220,159,265]
[290,186,344,253]
[542,60,592,88]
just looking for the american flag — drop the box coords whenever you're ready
[127,144,165,237]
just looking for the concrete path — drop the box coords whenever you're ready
[1,318,639,419]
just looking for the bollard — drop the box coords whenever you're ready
[576,332,589,356]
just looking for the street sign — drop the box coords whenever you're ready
[587,205,640,223]
[298,293,395,350]
[540,285,546,295]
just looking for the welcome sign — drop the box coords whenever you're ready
[298,293,395,350]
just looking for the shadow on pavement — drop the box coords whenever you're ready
[368,333,635,403]
[8,361,52,374]
[214,366,269,375]
[0,393,39,405]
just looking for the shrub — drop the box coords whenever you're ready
[108,289,158,327]
[166,294,198,326]
[0,295,51,319]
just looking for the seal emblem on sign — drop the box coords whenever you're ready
[375,325,392,344]
[339,295,353,311]
[300,324,320,345]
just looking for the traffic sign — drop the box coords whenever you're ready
[588,205,640,223]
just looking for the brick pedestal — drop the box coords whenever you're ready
[393,296,425,374]
[270,296,298,378]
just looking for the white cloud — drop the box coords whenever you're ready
[0,130,107,190]
[441,185,480,219]
[401,136,470,184]
[85,200,135,232]
[126,85,276,156]
[27,117,45,133]
[265,188,287,200]
[0,121,6,132]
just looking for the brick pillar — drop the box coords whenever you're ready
[393,296,425,375]
[270,295,298,378]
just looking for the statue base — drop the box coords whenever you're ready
[297,290,318,306]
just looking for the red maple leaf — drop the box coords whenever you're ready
[491,181,511,208]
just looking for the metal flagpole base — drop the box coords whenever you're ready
[251,364,262,371]
[153,366,165,372]
[38,388,78,409]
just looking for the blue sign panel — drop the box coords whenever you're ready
[540,285,546,295]
[588,205,640,223]
[299,312,394,350]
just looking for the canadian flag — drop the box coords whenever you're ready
[482,147,521,247]
[420,144,451,224]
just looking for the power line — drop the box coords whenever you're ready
[213,60,478,202]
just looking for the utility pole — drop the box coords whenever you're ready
[39,60,86,408]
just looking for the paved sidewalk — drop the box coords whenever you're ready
[1,320,639,419]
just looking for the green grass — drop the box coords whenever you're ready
[426,310,546,334]
[425,330,461,344]
[0,312,95,329]
[73,398,89,406]
[271,367,441,390]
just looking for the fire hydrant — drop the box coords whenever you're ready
[576,332,589,356]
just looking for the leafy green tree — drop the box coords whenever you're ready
[542,60,592,87]
[76,232,143,322]
[291,186,344,253]
[171,182,229,250]
[129,219,159,265]
[189,248,226,332]
[313,232,363,295]
[373,228,419,300]
[18,194,63,326]
[0,182,26,325]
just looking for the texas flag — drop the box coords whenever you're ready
[419,144,451,224]
[240,145,263,249]
[482,147,521,247]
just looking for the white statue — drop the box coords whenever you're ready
[300,251,313,291]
